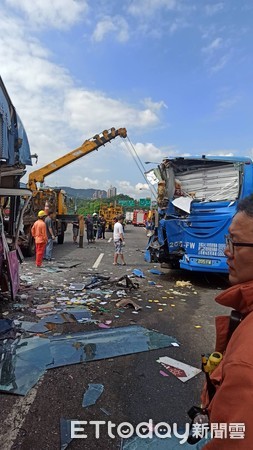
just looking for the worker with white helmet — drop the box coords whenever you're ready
[92,212,99,241]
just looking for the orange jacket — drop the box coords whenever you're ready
[202,280,253,449]
[31,219,48,244]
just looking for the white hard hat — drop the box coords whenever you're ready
[93,213,97,216]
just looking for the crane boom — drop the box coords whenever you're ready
[28,127,127,190]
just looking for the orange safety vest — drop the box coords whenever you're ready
[31,219,48,244]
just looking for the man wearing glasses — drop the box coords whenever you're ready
[198,195,253,449]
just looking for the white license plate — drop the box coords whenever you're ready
[196,259,212,265]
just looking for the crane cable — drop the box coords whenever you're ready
[121,136,157,200]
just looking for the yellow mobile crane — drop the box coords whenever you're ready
[21,127,127,255]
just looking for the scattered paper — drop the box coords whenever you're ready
[157,356,201,382]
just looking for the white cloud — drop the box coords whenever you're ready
[52,174,100,189]
[64,90,160,133]
[127,0,178,17]
[202,37,223,54]
[201,36,232,73]
[115,180,153,198]
[130,142,168,162]
[169,17,189,34]
[136,182,149,190]
[205,3,224,16]
[217,95,241,113]
[0,7,163,180]
[142,98,168,111]
[5,0,89,29]
[205,151,234,157]
[92,16,129,42]
[210,53,231,73]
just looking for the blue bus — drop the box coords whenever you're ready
[145,156,253,273]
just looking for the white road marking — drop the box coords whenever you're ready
[0,381,41,450]
[93,253,104,268]
[108,237,112,243]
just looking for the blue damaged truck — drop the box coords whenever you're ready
[145,155,253,273]
[0,76,33,299]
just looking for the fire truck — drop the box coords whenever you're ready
[132,210,148,226]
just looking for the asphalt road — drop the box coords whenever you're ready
[0,225,230,450]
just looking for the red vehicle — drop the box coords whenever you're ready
[132,210,148,226]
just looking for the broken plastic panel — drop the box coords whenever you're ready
[82,383,104,407]
[132,269,145,278]
[47,325,179,369]
[149,269,164,275]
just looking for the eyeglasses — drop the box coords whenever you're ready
[225,235,253,255]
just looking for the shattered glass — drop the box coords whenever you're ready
[47,325,179,369]
[0,324,178,395]
[121,434,193,449]
[60,418,75,450]
[0,335,51,395]
[82,383,104,407]
[26,309,92,333]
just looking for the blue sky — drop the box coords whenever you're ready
[1,0,253,198]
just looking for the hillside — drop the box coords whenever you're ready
[20,183,106,199]
[57,186,106,199]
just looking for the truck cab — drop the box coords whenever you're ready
[145,156,253,273]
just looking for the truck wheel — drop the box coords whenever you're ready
[57,233,64,244]
[57,223,65,244]
[57,232,64,244]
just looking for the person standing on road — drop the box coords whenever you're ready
[113,214,126,266]
[85,214,93,244]
[72,219,79,244]
[78,215,84,248]
[100,214,106,239]
[44,210,56,261]
[31,210,48,267]
[192,195,253,449]
[92,213,99,240]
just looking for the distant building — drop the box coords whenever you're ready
[93,190,105,199]
[107,186,117,198]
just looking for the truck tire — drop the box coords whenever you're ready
[57,227,65,244]
[23,234,35,257]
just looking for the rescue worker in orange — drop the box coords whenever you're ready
[31,210,48,267]
[196,195,253,449]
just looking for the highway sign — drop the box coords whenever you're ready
[139,198,151,208]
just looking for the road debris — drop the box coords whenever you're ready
[157,356,201,382]
[115,298,142,311]
[82,383,104,407]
